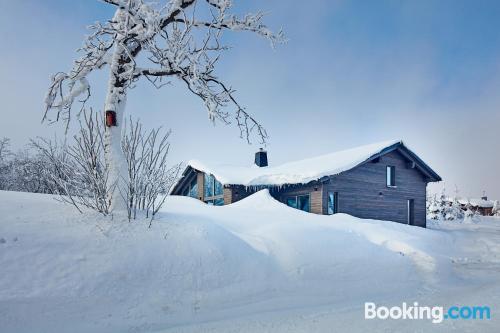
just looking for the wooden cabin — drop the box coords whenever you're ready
[171,140,442,227]
[456,197,495,216]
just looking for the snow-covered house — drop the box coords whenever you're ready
[456,197,495,216]
[171,140,442,227]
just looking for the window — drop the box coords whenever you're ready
[204,174,214,197]
[328,192,338,215]
[407,199,415,225]
[204,174,223,197]
[213,198,224,206]
[188,179,197,198]
[298,195,310,212]
[286,194,310,212]
[214,179,223,196]
[286,197,297,209]
[386,166,396,187]
[204,173,224,206]
[182,179,197,197]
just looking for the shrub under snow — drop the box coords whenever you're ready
[427,191,464,221]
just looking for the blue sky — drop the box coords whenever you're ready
[0,0,499,198]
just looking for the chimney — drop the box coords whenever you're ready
[254,148,268,167]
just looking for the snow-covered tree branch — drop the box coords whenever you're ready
[44,0,284,212]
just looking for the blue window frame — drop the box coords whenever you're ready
[188,179,198,198]
[286,197,297,209]
[298,195,310,212]
[204,173,224,205]
[286,194,310,212]
[204,174,214,197]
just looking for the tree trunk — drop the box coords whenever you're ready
[104,41,130,213]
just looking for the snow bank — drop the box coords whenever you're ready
[1,190,499,332]
[187,139,403,186]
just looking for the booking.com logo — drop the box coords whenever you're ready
[365,302,491,324]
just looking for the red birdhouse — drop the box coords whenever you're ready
[105,111,117,127]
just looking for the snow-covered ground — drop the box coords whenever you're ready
[1,190,499,332]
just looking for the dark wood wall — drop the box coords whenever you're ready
[223,185,256,205]
[323,150,427,227]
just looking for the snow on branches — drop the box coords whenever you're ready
[121,117,182,222]
[32,110,180,220]
[427,190,464,221]
[493,201,500,217]
[44,0,285,143]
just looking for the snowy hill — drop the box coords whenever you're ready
[1,190,500,332]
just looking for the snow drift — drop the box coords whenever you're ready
[1,190,499,332]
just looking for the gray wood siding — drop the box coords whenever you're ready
[323,150,427,227]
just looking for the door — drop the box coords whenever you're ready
[328,192,338,215]
[407,199,415,225]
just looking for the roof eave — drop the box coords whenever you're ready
[366,142,442,182]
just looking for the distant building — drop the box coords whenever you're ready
[171,140,442,228]
[455,197,495,216]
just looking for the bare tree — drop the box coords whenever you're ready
[32,110,180,220]
[0,137,67,193]
[121,117,181,222]
[44,0,284,211]
[0,138,11,190]
[0,137,10,162]
[32,111,112,215]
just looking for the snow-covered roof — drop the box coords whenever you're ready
[453,198,494,208]
[184,139,439,187]
[469,199,494,208]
